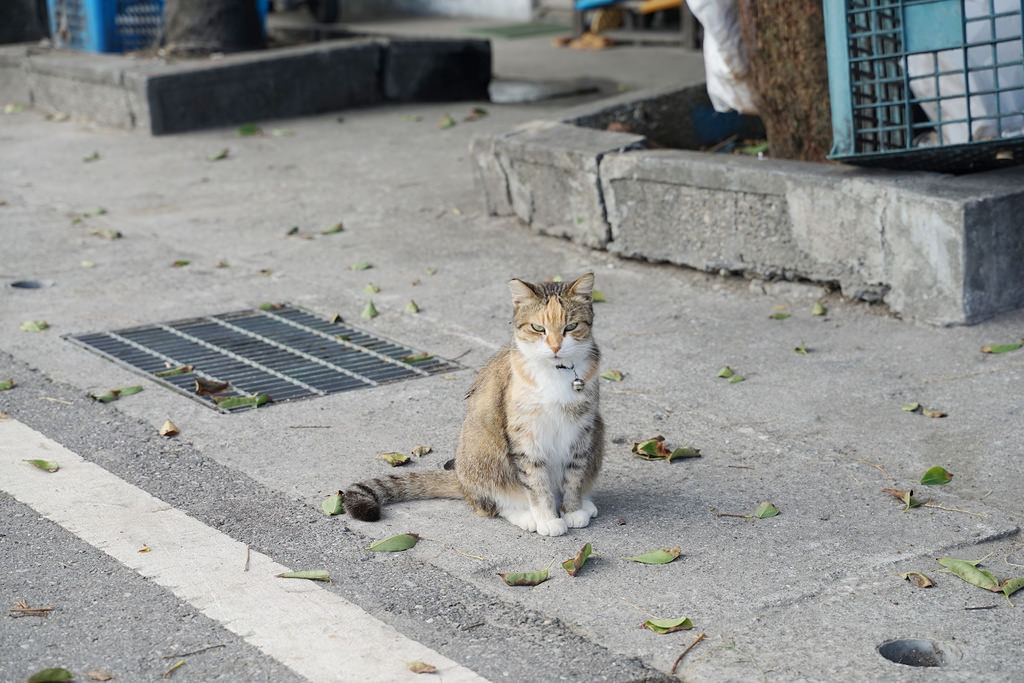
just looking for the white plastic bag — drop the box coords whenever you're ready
[686,0,758,114]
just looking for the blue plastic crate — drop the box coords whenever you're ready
[47,0,268,53]
[824,0,1024,172]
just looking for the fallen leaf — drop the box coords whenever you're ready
[425,267,438,275]
[882,488,926,511]
[624,547,681,564]
[920,466,953,486]
[642,617,694,634]
[171,260,190,268]
[411,445,432,457]
[91,228,122,240]
[275,570,331,581]
[739,141,769,155]
[377,451,410,467]
[601,370,623,381]
[285,226,300,236]
[237,123,261,136]
[20,320,50,332]
[921,407,947,418]
[208,148,229,161]
[769,312,791,320]
[716,366,734,378]
[90,385,143,403]
[159,419,179,437]
[366,533,420,552]
[23,459,59,472]
[0,378,14,391]
[213,394,270,410]
[194,377,230,395]
[139,544,151,552]
[48,112,70,122]
[499,565,551,586]
[402,114,423,122]
[562,542,593,577]
[901,402,921,412]
[350,262,373,271]
[631,436,670,461]
[154,365,194,378]
[81,260,96,267]
[321,491,345,515]
[361,301,379,319]
[27,668,73,683]
[812,301,827,316]
[463,107,489,122]
[271,128,294,137]
[728,375,745,383]
[321,222,344,235]
[258,302,284,311]
[592,289,608,302]
[405,300,420,314]
[1000,576,1024,601]
[937,556,1000,592]
[162,660,184,678]
[753,501,779,519]
[667,447,701,461]
[794,341,808,355]
[329,313,344,323]
[4,103,25,114]
[899,571,934,588]
[406,661,438,674]
[85,670,115,681]
[980,340,1022,354]
[363,283,380,295]
[451,207,462,216]
[83,151,100,162]
[83,207,107,217]
[438,114,456,129]
[402,352,433,364]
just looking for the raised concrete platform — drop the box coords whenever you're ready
[0,35,490,134]
[470,85,1024,326]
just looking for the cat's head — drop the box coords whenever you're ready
[508,273,595,362]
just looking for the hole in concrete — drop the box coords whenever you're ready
[877,638,952,667]
[10,280,55,289]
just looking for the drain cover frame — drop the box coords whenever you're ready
[65,305,460,412]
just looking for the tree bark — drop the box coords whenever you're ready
[736,0,833,162]
[163,0,263,55]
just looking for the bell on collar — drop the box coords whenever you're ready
[572,377,585,392]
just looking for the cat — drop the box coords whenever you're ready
[343,273,604,537]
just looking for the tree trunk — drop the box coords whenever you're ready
[163,0,263,56]
[736,0,833,162]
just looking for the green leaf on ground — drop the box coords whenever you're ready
[154,365,194,377]
[937,555,1000,592]
[411,445,432,457]
[0,378,14,391]
[27,668,74,683]
[728,375,746,383]
[921,407,947,418]
[642,617,694,634]
[920,466,953,485]
[23,459,59,472]
[172,260,190,268]
[463,107,489,122]
[258,302,283,311]
[401,352,433,365]
[667,446,701,461]
[321,491,345,516]
[753,501,780,519]
[738,141,769,155]
[275,570,331,581]
[592,289,608,302]
[83,207,107,217]
[1001,577,1024,601]
[601,370,623,381]
[402,114,422,122]
[562,542,593,577]
[361,301,379,319]
[624,547,681,564]
[377,451,410,467]
[883,488,925,511]
[363,283,380,294]
[769,312,791,320]
[20,320,50,332]
[81,260,96,268]
[405,300,420,314]
[367,533,420,552]
[321,222,344,234]
[237,123,261,136]
[350,262,373,271]
[438,114,456,129]
[91,228,122,240]
[83,151,100,162]
[899,571,934,588]
[208,148,229,161]
[213,393,270,410]
[90,385,143,403]
[901,402,921,412]
[812,301,827,316]
[271,128,294,137]
[499,561,553,586]
[4,103,26,114]
[795,341,808,355]
[981,340,1022,354]
[716,366,734,378]
[631,436,668,460]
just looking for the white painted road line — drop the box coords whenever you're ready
[0,417,487,683]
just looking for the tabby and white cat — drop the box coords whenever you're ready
[344,273,603,537]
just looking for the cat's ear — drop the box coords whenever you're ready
[508,278,540,307]
[567,273,595,301]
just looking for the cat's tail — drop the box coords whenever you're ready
[343,470,462,521]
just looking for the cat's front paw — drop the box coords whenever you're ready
[582,498,598,518]
[535,517,568,537]
[562,508,593,528]
[504,509,538,532]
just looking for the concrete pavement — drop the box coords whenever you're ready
[2,15,1023,682]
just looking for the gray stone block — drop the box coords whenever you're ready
[488,121,645,249]
[469,134,514,217]
[144,40,383,135]
[0,46,31,104]
[382,38,490,103]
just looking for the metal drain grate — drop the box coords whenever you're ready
[66,306,459,412]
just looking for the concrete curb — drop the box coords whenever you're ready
[0,36,490,134]
[470,84,1024,325]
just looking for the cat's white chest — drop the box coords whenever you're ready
[516,360,590,465]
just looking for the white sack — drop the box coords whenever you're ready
[687,0,758,114]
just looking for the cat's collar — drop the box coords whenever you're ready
[554,362,585,392]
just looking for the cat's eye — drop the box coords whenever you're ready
[564,323,579,332]
[530,324,545,333]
